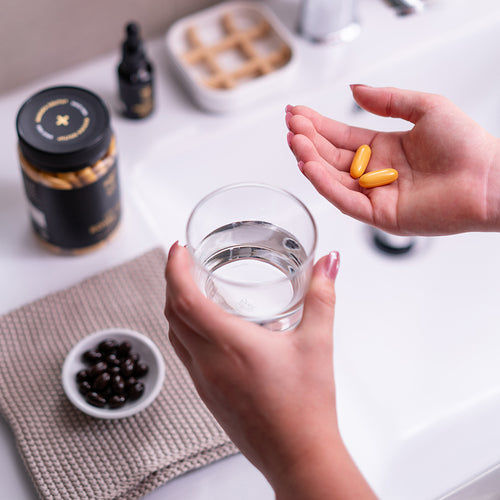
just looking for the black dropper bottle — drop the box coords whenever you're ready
[117,22,154,119]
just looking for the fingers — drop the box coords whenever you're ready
[289,131,346,174]
[351,84,436,124]
[298,252,340,341]
[289,133,375,225]
[287,104,377,151]
[287,85,437,152]
[164,242,227,366]
[287,113,351,168]
[165,242,259,345]
[166,242,223,336]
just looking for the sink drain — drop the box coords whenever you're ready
[370,227,416,255]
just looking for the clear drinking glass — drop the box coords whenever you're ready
[186,183,317,331]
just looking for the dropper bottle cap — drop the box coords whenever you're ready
[121,22,146,71]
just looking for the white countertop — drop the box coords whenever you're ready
[1,0,500,498]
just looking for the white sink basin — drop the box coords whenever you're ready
[131,2,500,498]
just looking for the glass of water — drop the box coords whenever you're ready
[186,183,317,331]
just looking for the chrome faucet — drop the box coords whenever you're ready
[297,0,426,44]
[383,0,425,15]
[298,0,361,44]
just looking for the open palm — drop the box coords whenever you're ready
[287,86,499,236]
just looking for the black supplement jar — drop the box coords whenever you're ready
[16,86,121,254]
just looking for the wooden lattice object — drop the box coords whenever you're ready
[182,12,292,90]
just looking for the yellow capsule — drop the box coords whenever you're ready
[359,168,398,188]
[350,144,371,179]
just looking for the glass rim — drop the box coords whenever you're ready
[185,182,318,288]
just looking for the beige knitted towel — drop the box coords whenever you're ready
[0,247,237,500]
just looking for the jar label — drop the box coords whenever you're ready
[21,160,121,250]
[119,82,154,119]
[34,97,92,144]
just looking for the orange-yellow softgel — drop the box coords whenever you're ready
[359,168,399,188]
[350,144,371,179]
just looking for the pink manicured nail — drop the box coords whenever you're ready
[350,83,373,92]
[323,251,340,281]
[285,111,293,129]
[168,240,179,258]
[297,160,304,172]
[287,131,294,148]
[285,104,293,113]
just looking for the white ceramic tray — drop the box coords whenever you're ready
[165,1,297,112]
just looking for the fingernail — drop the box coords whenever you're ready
[324,251,340,281]
[350,83,372,91]
[285,111,293,129]
[297,160,304,172]
[168,240,179,259]
[287,131,294,148]
[285,104,293,113]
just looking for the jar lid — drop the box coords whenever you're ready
[16,86,112,172]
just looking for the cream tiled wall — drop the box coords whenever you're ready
[1,0,219,95]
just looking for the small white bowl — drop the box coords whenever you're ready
[62,328,165,419]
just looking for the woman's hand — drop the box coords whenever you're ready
[287,85,500,236]
[164,243,376,499]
